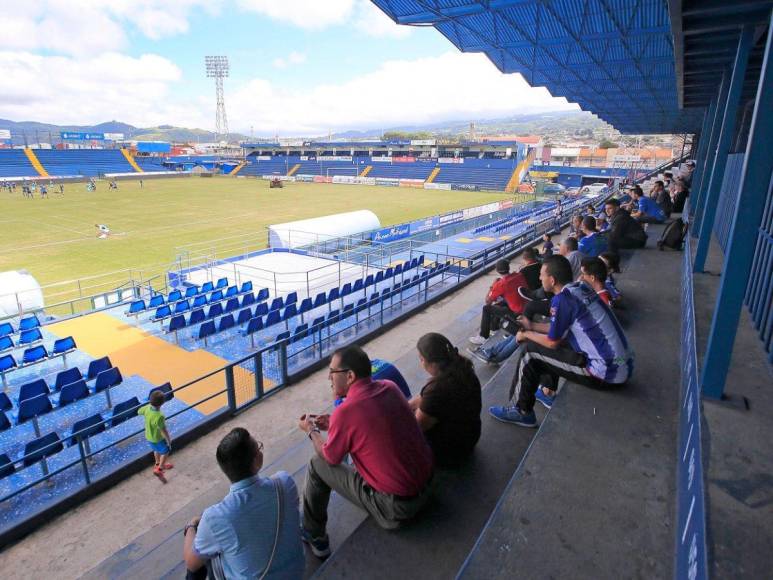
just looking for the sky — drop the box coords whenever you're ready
[0,0,579,136]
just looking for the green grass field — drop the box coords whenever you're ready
[1,177,519,305]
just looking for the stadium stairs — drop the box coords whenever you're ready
[22,148,48,177]
[86,224,685,579]
[119,149,143,173]
[359,165,372,177]
[505,150,536,192]
[426,166,440,183]
[288,163,301,176]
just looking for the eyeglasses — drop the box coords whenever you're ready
[328,368,351,375]
[255,440,264,453]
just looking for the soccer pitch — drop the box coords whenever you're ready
[1,177,518,303]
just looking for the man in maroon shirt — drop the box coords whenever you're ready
[298,345,434,559]
[469,259,528,345]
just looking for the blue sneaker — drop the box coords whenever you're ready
[535,388,555,409]
[301,528,331,559]
[489,404,537,428]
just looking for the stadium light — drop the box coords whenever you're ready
[205,56,230,142]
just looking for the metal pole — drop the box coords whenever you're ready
[225,366,237,412]
[700,11,773,398]
[694,25,755,272]
[254,352,264,399]
[77,437,92,484]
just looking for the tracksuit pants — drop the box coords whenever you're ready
[479,303,517,338]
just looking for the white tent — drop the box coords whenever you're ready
[0,270,44,318]
[268,210,381,249]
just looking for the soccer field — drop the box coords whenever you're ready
[0,176,518,304]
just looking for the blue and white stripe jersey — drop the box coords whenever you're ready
[548,282,634,383]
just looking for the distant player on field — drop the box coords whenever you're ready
[95,224,111,239]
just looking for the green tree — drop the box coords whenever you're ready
[599,139,618,149]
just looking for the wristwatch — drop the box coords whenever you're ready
[308,427,321,440]
[183,523,198,537]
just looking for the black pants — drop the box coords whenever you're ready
[509,342,609,413]
[609,235,646,252]
[480,303,517,338]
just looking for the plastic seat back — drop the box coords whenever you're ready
[192,295,208,309]
[385,267,394,278]
[19,328,43,346]
[241,293,255,308]
[245,316,264,335]
[352,279,363,292]
[275,331,290,343]
[0,392,12,411]
[23,432,63,467]
[168,290,182,303]
[224,298,239,313]
[169,315,186,333]
[208,303,223,319]
[199,320,216,340]
[152,305,171,320]
[255,302,269,318]
[18,379,49,403]
[148,295,165,308]
[58,379,89,407]
[128,300,146,314]
[52,336,77,356]
[174,300,190,314]
[0,452,13,478]
[375,271,384,284]
[240,281,253,294]
[110,396,140,427]
[22,345,48,365]
[0,411,9,432]
[292,323,308,341]
[69,413,105,446]
[285,291,298,306]
[149,382,174,402]
[0,336,13,352]
[94,367,123,393]
[364,274,374,287]
[54,367,83,391]
[87,356,113,380]
[201,281,214,293]
[216,277,228,289]
[282,304,298,321]
[256,288,270,302]
[225,286,238,298]
[327,287,339,302]
[189,309,206,326]
[19,315,40,331]
[327,309,340,323]
[210,290,224,303]
[269,297,284,311]
[341,283,352,297]
[184,286,198,298]
[265,310,281,327]
[310,316,325,331]
[394,263,403,276]
[218,314,235,332]
[298,298,313,314]
[313,292,327,308]
[17,394,53,424]
[0,322,14,338]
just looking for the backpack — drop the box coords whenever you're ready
[657,218,687,251]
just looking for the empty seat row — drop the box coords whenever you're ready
[0,336,78,383]
[0,314,41,339]
[0,327,45,353]
[129,286,268,318]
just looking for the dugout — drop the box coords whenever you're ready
[0,270,44,318]
[268,210,380,249]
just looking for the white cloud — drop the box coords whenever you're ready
[352,1,410,39]
[237,0,355,30]
[272,51,307,69]
[227,51,578,135]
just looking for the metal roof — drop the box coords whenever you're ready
[370,0,740,134]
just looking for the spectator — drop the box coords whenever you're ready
[599,252,623,304]
[631,187,666,224]
[138,390,173,479]
[469,259,528,345]
[489,256,634,426]
[298,346,433,558]
[541,233,554,257]
[651,181,673,217]
[580,257,612,305]
[409,333,482,468]
[681,160,695,188]
[558,237,583,281]
[183,428,304,580]
[568,214,584,239]
[604,198,647,251]
[578,216,608,257]
[519,247,542,291]
[671,182,689,214]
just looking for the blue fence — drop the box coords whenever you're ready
[712,153,745,252]
[676,233,709,580]
[745,175,773,364]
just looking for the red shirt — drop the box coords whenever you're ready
[597,289,612,305]
[487,271,528,313]
[323,378,433,496]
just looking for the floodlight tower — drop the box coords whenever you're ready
[205,56,230,142]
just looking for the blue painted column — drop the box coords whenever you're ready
[693,25,754,271]
[690,74,727,233]
[700,12,773,399]
[687,100,716,222]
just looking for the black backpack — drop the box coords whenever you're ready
[658,218,687,251]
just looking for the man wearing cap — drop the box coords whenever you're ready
[469,259,528,346]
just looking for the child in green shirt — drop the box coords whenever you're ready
[138,390,173,477]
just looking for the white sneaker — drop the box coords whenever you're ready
[468,336,486,345]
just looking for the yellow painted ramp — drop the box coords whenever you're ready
[120,148,144,172]
[24,148,49,177]
[48,313,250,414]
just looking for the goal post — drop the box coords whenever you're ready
[326,166,360,178]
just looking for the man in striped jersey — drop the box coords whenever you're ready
[489,255,633,428]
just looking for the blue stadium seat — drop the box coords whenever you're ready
[286,292,298,306]
[93,367,123,393]
[151,305,171,323]
[265,310,281,328]
[240,281,253,294]
[87,356,112,381]
[328,287,340,303]
[394,264,403,276]
[255,303,269,318]
[0,412,10,432]
[364,274,374,287]
[375,271,384,284]
[19,315,40,331]
[218,314,235,332]
[224,297,239,313]
[110,396,140,427]
[15,394,53,425]
[225,286,238,298]
[173,300,190,315]
[215,278,228,289]
[269,297,284,311]
[275,331,290,343]
[199,320,216,342]
[189,309,206,326]
[52,336,77,357]
[298,298,313,315]
[327,309,340,323]
[282,304,297,321]
[169,315,186,334]
[22,345,48,366]
[18,328,43,346]
[256,288,270,302]
[207,303,223,319]
[57,379,89,407]
[184,286,199,299]
[201,281,214,293]
[385,267,394,278]
[17,379,50,404]
[210,290,224,303]
[0,336,13,353]
[149,382,174,402]
[237,308,252,326]
[68,413,105,446]
[148,295,165,308]
[0,392,12,411]
[341,283,352,297]
[22,432,62,467]
[192,295,208,309]
[310,316,325,332]
[241,293,255,308]
[0,453,13,478]
[352,279,364,293]
[0,322,14,338]
[242,316,264,336]
[313,292,327,309]
[127,300,146,315]
[343,303,355,318]
[168,290,183,303]
[292,323,308,342]
[355,298,367,312]
[54,367,83,391]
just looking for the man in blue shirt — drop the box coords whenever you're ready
[490,256,634,427]
[183,428,304,579]
[630,187,665,223]
[578,216,608,257]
